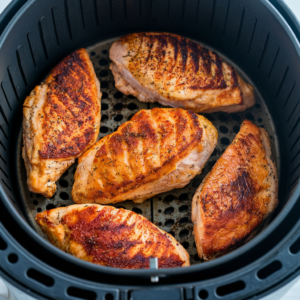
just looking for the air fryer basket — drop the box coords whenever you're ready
[1,0,300,299]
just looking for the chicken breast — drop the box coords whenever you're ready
[36,204,190,269]
[23,49,101,197]
[110,32,255,113]
[192,120,278,260]
[72,108,217,204]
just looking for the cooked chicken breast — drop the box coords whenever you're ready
[23,49,101,197]
[192,120,278,260]
[110,32,255,113]
[72,108,217,204]
[36,204,190,269]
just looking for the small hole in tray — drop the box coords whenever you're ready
[164,195,174,203]
[59,192,69,200]
[46,204,56,210]
[27,269,54,287]
[245,113,254,121]
[218,114,227,122]
[256,103,261,109]
[99,70,108,77]
[233,125,240,133]
[67,287,96,300]
[37,208,42,212]
[194,254,201,261]
[100,126,109,133]
[59,179,68,188]
[221,137,230,145]
[182,242,189,249]
[101,115,109,122]
[99,58,108,66]
[258,118,262,123]
[164,207,174,214]
[132,207,142,214]
[179,193,188,201]
[33,200,38,205]
[204,114,214,121]
[101,81,108,88]
[165,219,174,227]
[8,253,18,263]
[179,217,189,224]
[114,91,123,99]
[102,49,108,54]
[128,103,138,110]
[102,102,108,110]
[114,114,123,122]
[231,113,241,121]
[179,205,188,213]
[179,229,189,238]
[114,103,123,110]
[219,125,228,134]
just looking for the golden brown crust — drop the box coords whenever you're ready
[40,49,100,159]
[22,49,101,197]
[36,204,190,269]
[192,120,278,260]
[110,32,255,112]
[72,108,215,204]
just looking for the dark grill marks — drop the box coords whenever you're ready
[179,37,188,72]
[168,35,179,63]
[201,47,211,76]
[188,40,200,74]
[59,206,184,269]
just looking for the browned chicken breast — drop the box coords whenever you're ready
[23,49,101,197]
[110,32,255,113]
[36,204,190,269]
[72,108,218,204]
[192,120,278,260]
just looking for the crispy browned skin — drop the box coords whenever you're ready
[110,32,255,113]
[72,108,218,204]
[192,120,278,260]
[23,49,101,197]
[36,204,190,269]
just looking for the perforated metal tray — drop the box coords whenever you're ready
[16,38,280,265]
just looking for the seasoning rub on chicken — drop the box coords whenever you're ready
[22,49,101,197]
[36,204,190,269]
[110,32,255,113]
[192,120,278,260]
[71,108,218,205]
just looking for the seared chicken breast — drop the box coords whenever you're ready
[192,120,278,260]
[36,204,190,269]
[72,108,217,204]
[110,32,255,113]
[23,49,101,197]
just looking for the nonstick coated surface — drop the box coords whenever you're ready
[16,37,280,265]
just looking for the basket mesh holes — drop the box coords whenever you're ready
[0,236,7,250]
[114,103,123,110]
[128,103,138,110]
[27,269,54,287]
[204,114,214,122]
[198,290,209,299]
[100,126,109,133]
[290,236,300,254]
[233,125,240,133]
[179,229,189,238]
[164,207,174,214]
[221,137,230,145]
[99,58,108,66]
[101,103,108,111]
[245,113,254,121]
[216,280,246,296]
[99,70,108,77]
[179,217,189,224]
[132,207,142,214]
[33,200,38,205]
[258,118,263,123]
[219,126,228,134]
[256,104,261,109]
[218,114,228,122]
[102,92,108,100]
[37,208,42,212]
[182,242,189,249]
[102,50,108,54]
[67,287,97,300]
[165,219,174,227]
[114,92,123,99]
[164,195,174,202]
[8,253,18,263]
[158,209,161,213]
[257,260,282,280]
[179,205,188,213]
[59,192,69,200]
[59,179,68,188]
[114,114,123,122]
[231,114,241,121]
[179,193,188,201]
[46,204,56,210]
[101,115,109,122]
